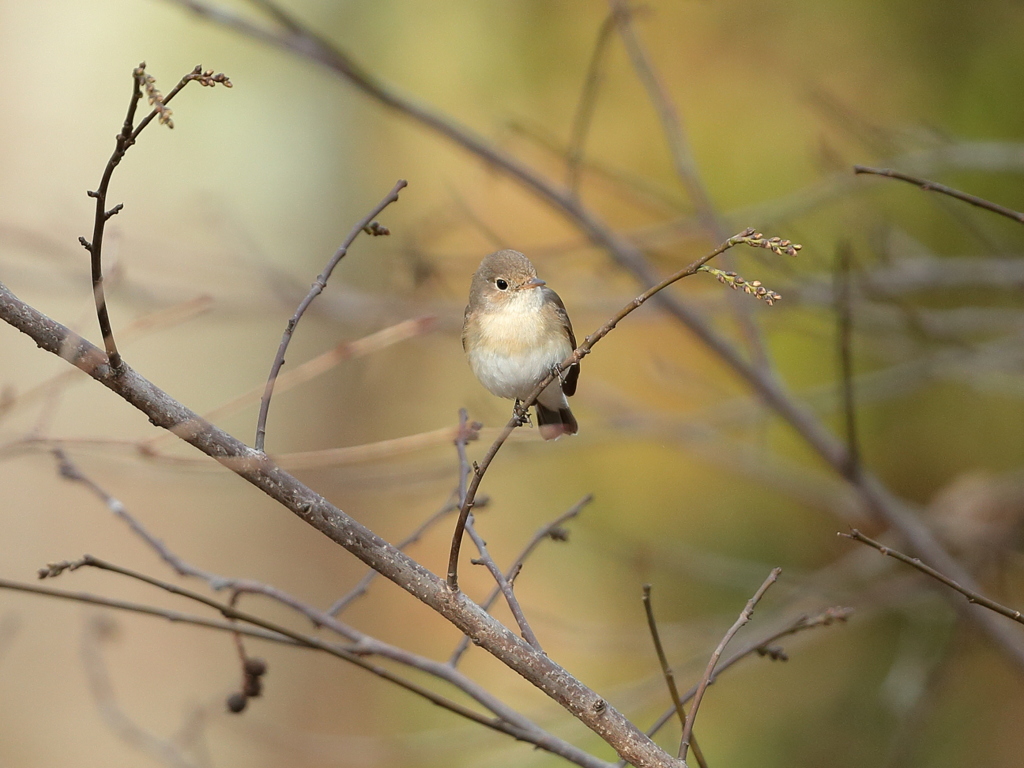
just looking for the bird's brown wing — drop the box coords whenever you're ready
[461,304,471,352]
[543,287,580,397]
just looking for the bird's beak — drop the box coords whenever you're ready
[516,277,546,291]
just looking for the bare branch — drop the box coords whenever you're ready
[143,315,435,454]
[51,445,596,759]
[635,607,852,752]
[680,568,781,762]
[255,179,407,451]
[0,287,671,768]
[26,563,599,757]
[328,493,462,616]
[834,242,861,480]
[454,408,542,651]
[642,585,708,768]
[854,165,1024,224]
[450,494,591,666]
[566,12,617,195]
[83,63,230,369]
[609,0,771,367]
[840,529,1024,624]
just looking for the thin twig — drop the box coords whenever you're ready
[449,494,592,666]
[642,585,708,768]
[81,616,203,768]
[631,606,851,757]
[143,315,434,453]
[834,242,860,480]
[609,0,771,369]
[448,411,544,651]
[679,568,781,762]
[446,229,788,590]
[840,529,1024,624]
[853,165,1024,224]
[26,563,591,755]
[566,12,617,195]
[609,1,717,235]
[50,450,603,765]
[254,179,407,451]
[453,409,543,650]
[82,63,230,369]
[464,519,543,651]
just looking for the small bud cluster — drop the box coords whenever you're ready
[363,221,391,236]
[184,65,233,89]
[739,232,802,257]
[132,63,232,130]
[134,63,174,127]
[699,266,782,305]
[227,656,268,714]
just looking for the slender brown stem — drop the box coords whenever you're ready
[566,12,617,195]
[642,585,708,768]
[82,64,230,369]
[328,494,460,616]
[629,606,852,759]
[840,529,1024,624]
[853,165,1024,224]
[449,494,591,666]
[834,242,860,480]
[465,518,543,651]
[446,229,763,590]
[609,0,771,370]
[453,409,543,650]
[680,568,781,762]
[254,179,406,451]
[23,563,578,751]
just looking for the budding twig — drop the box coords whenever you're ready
[840,529,1024,624]
[446,230,798,590]
[254,179,407,451]
[82,63,231,370]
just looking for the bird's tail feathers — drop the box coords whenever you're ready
[536,403,578,441]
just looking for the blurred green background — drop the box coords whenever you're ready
[2,1,1024,767]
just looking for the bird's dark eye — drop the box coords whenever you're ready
[495,279,509,291]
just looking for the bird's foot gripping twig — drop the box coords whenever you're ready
[512,400,532,426]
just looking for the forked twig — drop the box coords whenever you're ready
[629,606,851,759]
[642,585,708,768]
[453,409,543,651]
[34,557,574,748]
[449,494,591,666]
[254,179,407,451]
[82,63,230,369]
[680,568,781,762]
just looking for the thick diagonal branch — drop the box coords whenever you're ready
[0,280,681,768]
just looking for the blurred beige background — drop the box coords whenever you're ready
[2,1,1024,767]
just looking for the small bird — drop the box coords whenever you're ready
[463,250,579,440]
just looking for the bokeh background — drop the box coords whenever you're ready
[2,1,1024,767]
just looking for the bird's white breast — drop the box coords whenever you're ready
[466,291,571,402]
